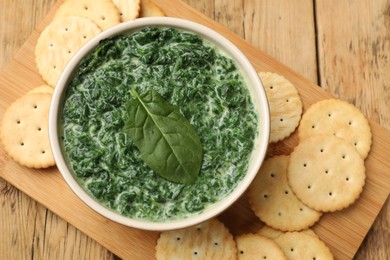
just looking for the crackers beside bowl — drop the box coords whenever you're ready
[0,0,375,257]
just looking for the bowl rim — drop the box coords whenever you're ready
[49,17,270,231]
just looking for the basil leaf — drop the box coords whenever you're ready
[124,88,203,184]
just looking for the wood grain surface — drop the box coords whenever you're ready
[0,0,388,259]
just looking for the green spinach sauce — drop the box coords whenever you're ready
[61,26,258,221]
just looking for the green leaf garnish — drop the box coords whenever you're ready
[124,88,203,184]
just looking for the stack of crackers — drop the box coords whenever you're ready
[155,72,372,259]
[0,0,165,169]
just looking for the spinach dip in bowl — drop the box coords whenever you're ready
[50,18,270,231]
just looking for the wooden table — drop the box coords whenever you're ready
[0,0,388,259]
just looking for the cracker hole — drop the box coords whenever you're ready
[278,212,282,216]
[312,125,315,129]
[33,105,38,109]
[286,99,289,102]
[84,5,88,10]
[263,256,267,259]
[307,185,311,189]
[290,248,294,252]
[41,150,46,154]
[270,86,274,90]
[354,142,358,146]
[83,35,87,39]
[16,120,21,124]
[342,155,346,159]
[68,50,72,54]
[325,170,329,174]
[303,163,307,167]
[270,173,275,178]
[20,142,24,146]
[313,257,316,260]
[38,127,42,131]
[214,242,218,246]
[176,237,180,241]
[280,118,284,122]
[328,113,332,117]
[240,251,244,254]
[53,65,57,69]
[194,251,197,255]
[284,190,289,195]
[329,192,333,196]
[320,148,324,153]
[300,208,303,211]
[197,227,201,231]
[65,28,68,31]
[346,177,350,181]
[263,194,268,198]
[120,12,123,16]
[349,121,352,125]
[101,16,106,20]
[49,43,54,47]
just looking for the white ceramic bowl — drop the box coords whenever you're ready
[49,17,270,231]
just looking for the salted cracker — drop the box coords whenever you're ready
[287,135,366,212]
[0,93,55,168]
[274,232,334,260]
[298,98,372,159]
[248,155,321,231]
[112,0,140,21]
[259,72,302,143]
[236,233,286,260]
[155,218,237,259]
[27,85,54,95]
[35,16,101,87]
[140,0,165,17]
[54,0,120,30]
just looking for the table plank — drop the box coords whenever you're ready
[315,1,390,258]
[242,0,318,82]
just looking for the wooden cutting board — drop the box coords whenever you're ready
[0,0,389,259]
